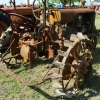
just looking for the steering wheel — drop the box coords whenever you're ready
[32,0,43,21]
[32,0,49,21]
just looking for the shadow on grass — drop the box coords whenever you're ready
[30,57,54,67]
[71,69,100,100]
[30,86,67,100]
[9,57,54,69]
[6,57,54,74]
[93,47,100,64]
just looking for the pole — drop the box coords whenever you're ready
[69,0,71,8]
[27,0,29,6]
[13,0,16,13]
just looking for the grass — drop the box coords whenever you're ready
[0,15,100,100]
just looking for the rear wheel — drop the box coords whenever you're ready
[61,39,93,90]
[0,12,12,52]
[51,34,93,95]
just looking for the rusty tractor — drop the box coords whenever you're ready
[0,0,100,97]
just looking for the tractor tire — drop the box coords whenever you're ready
[0,12,12,52]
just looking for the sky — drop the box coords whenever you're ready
[0,0,100,6]
[0,0,34,5]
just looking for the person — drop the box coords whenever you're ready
[57,2,61,9]
[60,2,62,8]
[81,0,86,7]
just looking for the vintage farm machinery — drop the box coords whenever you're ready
[0,0,99,97]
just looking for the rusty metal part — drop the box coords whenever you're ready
[32,0,42,21]
[49,9,76,24]
[71,60,87,86]
[72,8,95,13]
[0,54,20,61]
[10,34,21,59]
[1,6,39,16]
[50,37,93,91]
[19,32,43,62]
[7,13,40,61]
[49,8,95,25]
[19,40,43,46]
[10,13,36,28]
[0,65,51,86]
[20,42,38,62]
[32,0,47,27]
[1,38,15,58]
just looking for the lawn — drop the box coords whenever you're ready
[0,16,100,100]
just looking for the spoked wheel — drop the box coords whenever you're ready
[52,34,93,95]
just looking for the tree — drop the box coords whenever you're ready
[60,0,68,7]
[71,0,80,5]
[53,0,80,7]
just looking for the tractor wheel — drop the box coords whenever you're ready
[52,34,93,95]
[0,12,12,52]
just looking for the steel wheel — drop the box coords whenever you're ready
[53,35,93,92]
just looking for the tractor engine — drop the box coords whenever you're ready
[48,8,96,39]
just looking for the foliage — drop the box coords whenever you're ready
[52,0,81,7]
[71,0,80,5]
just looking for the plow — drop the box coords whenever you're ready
[0,0,100,97]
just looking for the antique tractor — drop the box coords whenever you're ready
[0,0,99,97]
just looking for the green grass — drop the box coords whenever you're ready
[95,16,100,29]
[0,16,100,100]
